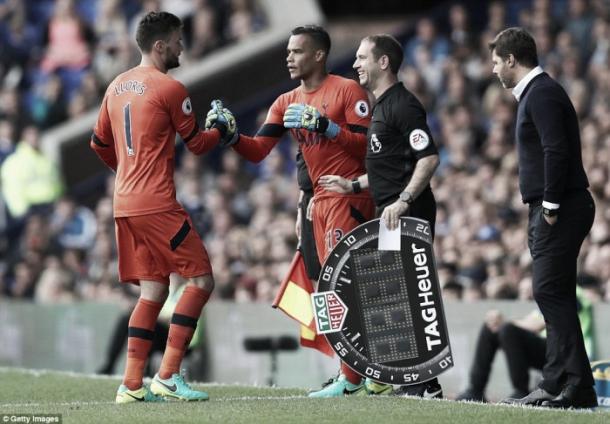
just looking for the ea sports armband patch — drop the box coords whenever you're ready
[409,129,430,151]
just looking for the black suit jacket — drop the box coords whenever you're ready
[515,72,589,204]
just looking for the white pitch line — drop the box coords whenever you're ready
[0,401,114,408]
[0,395,310,409]
[0,367,305,390]
[220,395,309,402]
[0,367,121,380]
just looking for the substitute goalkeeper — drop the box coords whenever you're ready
[207,25,376,397]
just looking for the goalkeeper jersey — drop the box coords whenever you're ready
[91,65,221,217]
[235,74,371,198]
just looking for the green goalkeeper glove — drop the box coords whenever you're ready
[283,103,340,139]
[205,100,239,146]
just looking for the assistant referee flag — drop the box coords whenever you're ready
[273,251,334,357]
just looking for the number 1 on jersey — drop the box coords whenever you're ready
[123,103,135,156]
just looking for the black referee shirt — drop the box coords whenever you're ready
[366,82,438,207]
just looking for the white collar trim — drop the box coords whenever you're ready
[512,66,544,101]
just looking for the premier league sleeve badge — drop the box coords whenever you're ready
[313,217,453,385]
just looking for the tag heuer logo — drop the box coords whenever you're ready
[311,291,348,334]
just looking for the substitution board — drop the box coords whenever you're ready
[313,217,453,385]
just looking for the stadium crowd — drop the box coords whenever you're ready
[1,0,609,307]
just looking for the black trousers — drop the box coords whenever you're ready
[299,191,321,280]
[469,323,546,395]
[527,190,595,392]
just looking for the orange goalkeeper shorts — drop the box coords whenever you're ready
[115,209,212,285]
[312,194,375,264]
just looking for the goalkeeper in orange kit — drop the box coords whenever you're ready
[91,11,237,403]
[206,25,378,397]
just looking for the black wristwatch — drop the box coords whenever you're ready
[399,191,414,204]
[542,207,559,217]
[352,179,362,193]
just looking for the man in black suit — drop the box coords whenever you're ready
[488,27,597,409]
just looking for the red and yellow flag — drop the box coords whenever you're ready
[273,251,334,357]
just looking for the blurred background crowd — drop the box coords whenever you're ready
[0,0,609,308]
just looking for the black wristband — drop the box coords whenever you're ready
[352,179,362,193]
[316,116,329,133]
[542,207,559,217]
[212,121,227,138]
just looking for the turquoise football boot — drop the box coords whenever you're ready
[115,384,165,404]
[353,378,393,396]
[150,373,209,401]
[308,374,364,398]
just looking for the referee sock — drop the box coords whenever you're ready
[123,298,163,390]
[158,285,210,379]
[341,362,363,385]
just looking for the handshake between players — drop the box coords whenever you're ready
[204,99,341,147]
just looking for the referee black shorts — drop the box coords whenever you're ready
[298,191,321,281]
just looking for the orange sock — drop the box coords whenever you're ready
[341,362,363,385]
[158,285,210,379]
[123,298,163,390]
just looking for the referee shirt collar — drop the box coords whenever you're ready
[512,66,544,102]
[375,82,403,105]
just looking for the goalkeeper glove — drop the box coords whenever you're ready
[205,100,239,146]
[283,103,340,139]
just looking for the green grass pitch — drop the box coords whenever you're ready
[0,368,608,423]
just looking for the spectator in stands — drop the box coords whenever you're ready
[78,71,103,110]
[128,0,160,39]
[93,33,138,87]
[564,0,594,56]
[34,255,77,303]
[0,0,36,79]
[0,88,27,136]
[225,0,266,42]
[92,0,136,86]
[67,91,89,119]
[161,0,195,19]
[589,17,609,78]
[184,0,221,59]
[400,65,435,111]
[1,125,63,220]
[40,0,95,73]
[86,229,117,285]
[94,0,129,54]
[486,1,507,35]
[0,119,16,165]
[28,73,68,129]
[49,196,97,251]
[404,17,449,67]
[448,3,473,54]
[9,260,37,299]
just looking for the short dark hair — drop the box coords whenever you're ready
[291,25,331,55]
[488,27,538,67]
[136,11,182,53]
[364,34,404,74]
